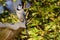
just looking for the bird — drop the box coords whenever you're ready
[5,4,29,37]
[0,4,26,29]
[3,4,26,30]
[16,4,26,22]
[15,4,29,37]
[0,0,29,40]
[0,0,26,31]
[0,3,26,29]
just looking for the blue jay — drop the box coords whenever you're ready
[16,4,26,22]
[0,1,29,40]
[3,4,26,30]
[6,4,29,36]
[16,4,29,36]
[0,0,26,30]
[10,4,26,30]
[0,0,29,37]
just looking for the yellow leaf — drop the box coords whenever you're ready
[13,0,16,2]
[0,0,2,1]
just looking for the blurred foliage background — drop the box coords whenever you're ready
[0,0,60,40]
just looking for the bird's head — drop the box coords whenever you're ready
[17,4,22,11]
